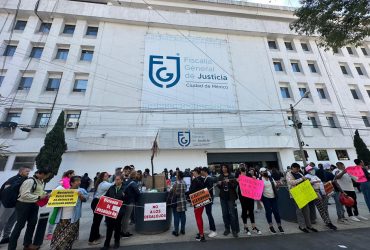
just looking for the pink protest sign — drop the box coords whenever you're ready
[346,166,367,183]
[238,175,264,200]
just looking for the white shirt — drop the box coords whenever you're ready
[94,181,112,199]
[333,169,356,191]
[61,206,74,219]
[262,178,275,198]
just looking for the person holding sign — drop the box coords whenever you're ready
[354,159,370,213]
[286,163,318,233]
[189,167,206,242]
[304,166,337,231]
[217,165,239,238]
[259,168,284,234]
[101,175,125,250]
[50,176,88,250]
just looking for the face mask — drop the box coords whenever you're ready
[309,170,316,175]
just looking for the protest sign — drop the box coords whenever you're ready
[290,180,318,209]
[324,181,334,196]
[144,202,167,221]
[346,166,367,183]
[238,175,264,200]
[47,189,78,207]
[94,196,123,219]
[189,188,212,208]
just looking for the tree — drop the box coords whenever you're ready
[35,111,67,181]
[353,129,370,163]
[290,0,370,50]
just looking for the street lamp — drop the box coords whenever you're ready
[290,91,310,167]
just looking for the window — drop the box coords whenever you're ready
[335,150,349,161]
[355,66,364,76]
[340,65,348,75]
[285,42,294,51]
[63,24,75,34]
[18,77,33,90]
[294,150,308,161]
[317,88,326,99]
[280,87,291,98]
[299,87,308,98]
[361,47,368,56]
[14,20,27,31]
[367,89,370,98]
[315,150,329,161]
[273,61,283,72]
[73,79,88,92]
[80,50,93,61]
[0,156,8,171]
[309,116,319,128]
[46,78,61,91]
[39,23,51,33]
[86,26,98,36]
[0,76,4,86]
[66,113,81,121]
[268,40,277,49]
[3,45,17,56]
[291,62,301,72]
[350,89,359,100]
[6,112,21,123]
[30,47,43,59]
[35,113,51,128]
[301,43,309,51]
[55,49,69,60]
[12,156,35,170]
[362,116,370,127]
[327,116,337,128]
[308,63,317,73]
[346,47,353,55]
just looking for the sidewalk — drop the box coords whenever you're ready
[1,192,369,250]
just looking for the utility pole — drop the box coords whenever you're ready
[290,104,307,167]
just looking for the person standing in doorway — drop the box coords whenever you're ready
[8,169,50,250]
[201,167,217,238]
[88,172,112,245]
[218,165,239,237]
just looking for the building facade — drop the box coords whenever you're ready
[0,0,369,188]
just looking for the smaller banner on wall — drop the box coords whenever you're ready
[189,188,212,208]
[144,202,167,221]
[290,180,318,209]
[346,166,367,183]
[47,190,78,207]
[238,175,264,200]
[94,196,123,219]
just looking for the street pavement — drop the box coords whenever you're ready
[84,227,370,250]
[1,192,369,250]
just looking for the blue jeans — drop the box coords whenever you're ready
[333,191,345,219]
[220,199,239,233]
[261,196,281,225]
[173,208,186,233]
[361,182,370,212]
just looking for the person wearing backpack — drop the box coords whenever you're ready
[8,169,50,250]
[0,167,31,244]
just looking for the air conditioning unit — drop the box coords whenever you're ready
[66,120,79,129]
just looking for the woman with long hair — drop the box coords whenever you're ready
[88,172,112,245]
[61,170,75,189]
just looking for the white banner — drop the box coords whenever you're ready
[141,34,237,111]
[144,202,167,221]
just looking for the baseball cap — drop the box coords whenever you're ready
[259,167,267,172]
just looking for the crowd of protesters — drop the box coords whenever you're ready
[0,159,369,249]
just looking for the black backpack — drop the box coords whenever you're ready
[1,177,37,208]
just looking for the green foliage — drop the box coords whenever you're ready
[35,111,67,181]
[290,0,370,50]
[353,129,370,163]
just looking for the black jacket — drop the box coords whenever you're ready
[217,173,238,201]
[189,176,205,195]
[123,178,140,204]
[203,176,215,198]
[105,184,125,215]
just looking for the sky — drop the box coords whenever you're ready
[237,0,301,7]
